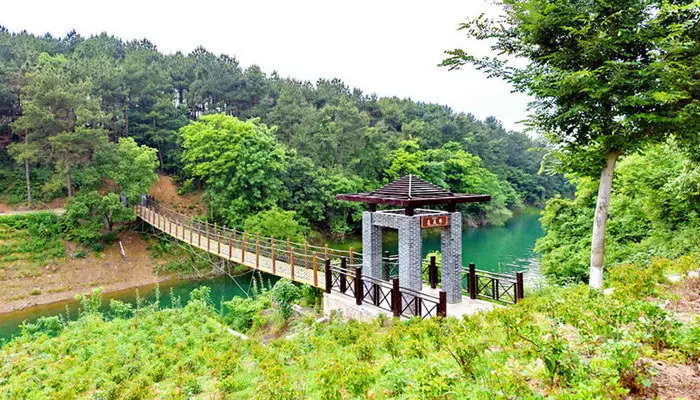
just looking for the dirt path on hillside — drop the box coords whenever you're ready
[148,174,206,215]
[0,208,65,216]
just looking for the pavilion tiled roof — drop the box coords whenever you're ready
[336,174,490,209]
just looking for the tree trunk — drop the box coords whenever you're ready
[25,159,32,206]
[589,150,622,288]
[66,163,73,197]
[156,141,164,170]
[124,107,129,137]
[24,134,31,206]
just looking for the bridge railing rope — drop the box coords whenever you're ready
[137,197,361,288]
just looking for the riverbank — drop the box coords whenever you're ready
[0,230,183,315]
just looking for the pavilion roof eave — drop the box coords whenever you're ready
[335,193,491,207]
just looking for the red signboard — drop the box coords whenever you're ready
[421,215,449,229]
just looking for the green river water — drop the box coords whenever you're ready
[0,209,543,343]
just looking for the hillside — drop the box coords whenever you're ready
[1,256,698,399]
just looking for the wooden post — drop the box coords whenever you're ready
[228,235,233,259]
[469,262,477,300]
[438,291,447,317]
[241,232,246,263]
[206,223,210,252]
[217,228,221,255]
[429,256,437,289]
[233,228,237,248]
[197,220,201,247]
[287,238,292,277]
[189,218,193,243]
[256,234,260,269]
[392,278,401,317]
[340,257,347,293]
[414,295,422,317]
[325,244,329,260]
[325,258,332,293]
[516,272,524,303]
[374,280,380,307]
[492,278,497,301]
[349,247,354,267]
[355,266,363,306]
[271,237,276,274]
[313,251,318,287]
[304,242,309,269]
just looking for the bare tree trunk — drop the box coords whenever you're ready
[589,150,622,288]
[66,163,73,197]
[24,134,31,206]
[25,159,32,206]
[156,142,164,170]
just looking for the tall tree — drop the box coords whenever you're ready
[443,0,699,287]
[12,53,106,197]
[180,114,287,225]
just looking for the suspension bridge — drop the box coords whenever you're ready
[137,195,523,319]
[136,198,358,288]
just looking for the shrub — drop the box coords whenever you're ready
[102,231,118,245]
[270,279,300,320]
[74,250,86,258]
[224,296,266,332]
[91,243,104,252]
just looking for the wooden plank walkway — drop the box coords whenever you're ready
[136,204,359,288]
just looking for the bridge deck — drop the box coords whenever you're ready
[136,205,358,288]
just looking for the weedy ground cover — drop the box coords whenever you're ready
[0,256,698,399]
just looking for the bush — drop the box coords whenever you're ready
[270,279,300,320]
[91,243,104,252]
[74,250,86,258]
[102,231,118,245]
[224,296,269,332]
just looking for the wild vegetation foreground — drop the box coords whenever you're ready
[1,255,698,399]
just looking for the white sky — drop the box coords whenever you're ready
[1,0,531,131]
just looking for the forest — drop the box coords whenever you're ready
[0,27,571,242]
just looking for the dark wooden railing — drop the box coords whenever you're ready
[325,257,446,319]
[462,262,524,305]
[385,253,525,305]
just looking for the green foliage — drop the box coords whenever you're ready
[537,143,700,283]
[223,294,271,333]
[1,29,572,236]
[180,114,287,225]
[242,207,307,242]
[443,0,699,174]
[105,137,159,204]
[270,279,300,320]
[0,213,65,267]
[64,191,135,244]
[2,255,698,398]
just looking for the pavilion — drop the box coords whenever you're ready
[336,174,490,304]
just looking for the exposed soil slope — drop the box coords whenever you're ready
[148,174,206,215]
[0,231,166,314]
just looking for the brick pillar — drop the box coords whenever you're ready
[441,212,463,303]
[398,215,422,291]
[361,212,383,280]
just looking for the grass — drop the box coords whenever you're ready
[0,214,66,279]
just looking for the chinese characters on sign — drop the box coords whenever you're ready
[420,215,449,229]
